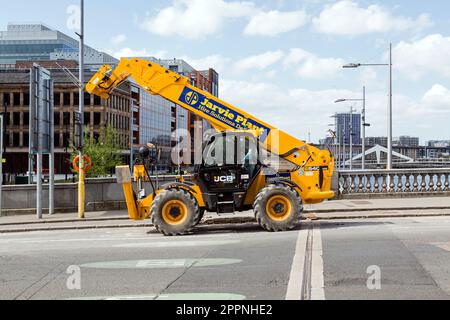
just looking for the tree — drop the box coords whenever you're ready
[72,126,123,178]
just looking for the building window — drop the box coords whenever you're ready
[13,113,20,126]
[3,93,10,107]
[63,112,70,125]
[54,92,61,106]
[13,133,20,146]
[94,113,101,126]
[94,95,101,106]
[23,133,29,147]
[63,93,71,106]
[23,112,29,126]
[84,93,91,106]
[13,93,20,106]
[24,92,30,106]
[84,112,90,125]
[54,112,60,126]
[63,133,70,148]
[74,93,79,106]
[54,134,60,147]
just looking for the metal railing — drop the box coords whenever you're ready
[338,168,450,195]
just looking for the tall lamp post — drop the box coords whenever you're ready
[335,86,371,169]
[343,43,393,170]
[76,0,85,219]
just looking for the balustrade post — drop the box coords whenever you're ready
[382,174,388,193]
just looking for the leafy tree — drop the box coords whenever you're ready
[72,126,123,177]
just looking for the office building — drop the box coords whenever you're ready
[393,136,420,147]
[428,140,450,148]
[334,112,361,145]
[0,63,133,177]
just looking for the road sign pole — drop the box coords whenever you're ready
[49,79,55,215]
[37,152,42,219]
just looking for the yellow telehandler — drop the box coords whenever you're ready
[87,58,335,236]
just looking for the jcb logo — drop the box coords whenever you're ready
[185,91,199,106]
[214,176,235,183]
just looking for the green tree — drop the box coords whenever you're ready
[72,126,123,178]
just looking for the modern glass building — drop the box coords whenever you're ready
[335,113,362,145]
[0,23,117,66]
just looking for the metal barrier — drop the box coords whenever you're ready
[338,168,450,197]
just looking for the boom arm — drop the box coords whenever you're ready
[87,58,335,203]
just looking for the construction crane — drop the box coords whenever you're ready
[87,58,335,236]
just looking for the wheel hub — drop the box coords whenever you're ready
[266,195,292,221]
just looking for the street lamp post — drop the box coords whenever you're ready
[343,43,393,170]
[76,0,85,219]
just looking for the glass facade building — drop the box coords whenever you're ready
[335,113,362,145]
[0,23,117,66]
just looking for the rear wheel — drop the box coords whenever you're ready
[254,184,303,232]
[151,189,200,236]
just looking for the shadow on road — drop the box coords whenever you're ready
[318,220,394,230]
[146,222,301,236]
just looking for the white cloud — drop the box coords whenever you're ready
[141,0,255,39]
[313,0,432,36]
[284,48,344,79]
[110,34,127,45]
[392,34,450,80]
[179,54,230,74]
[220,79,357,141]
[244,10,309,36]
[219,79,450,143]
[422,84,450,112]
[107,48,167,59]
[234,50,284,72]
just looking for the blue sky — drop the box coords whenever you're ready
[1,0,450,143]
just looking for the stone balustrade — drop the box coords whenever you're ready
[338,168,450,198]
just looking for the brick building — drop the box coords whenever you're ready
[0,62,133,176]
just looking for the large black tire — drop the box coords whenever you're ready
[254,184,303,232]
[151,189,200,236]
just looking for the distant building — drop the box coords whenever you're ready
[366,137,388,147]
[334,113,361,146]
[428,140,450,148]
[0,65,133,176]
[0,23,117,67]
[393,136,419,147]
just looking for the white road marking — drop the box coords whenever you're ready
[80,258,242,269]
[431,242,450,252]
[310,223,325,300]
[68,293,246,300]
[285,223,309,300]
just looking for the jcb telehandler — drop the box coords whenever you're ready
[87,58,335,236]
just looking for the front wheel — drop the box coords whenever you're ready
[151,189,200,236]
[253,184,303,232]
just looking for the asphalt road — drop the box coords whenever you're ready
[1,216,450,300]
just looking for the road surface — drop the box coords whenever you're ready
[1,216,450,300]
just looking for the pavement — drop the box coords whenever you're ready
[0,196,450,233]
[2,216,450,300]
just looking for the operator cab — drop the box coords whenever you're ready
[194,132,260,214]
